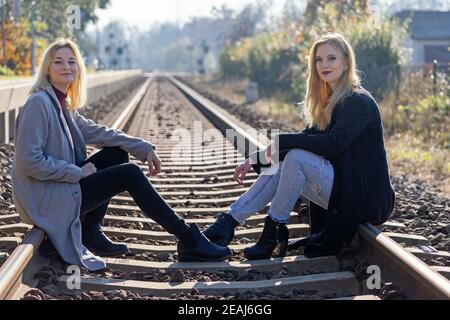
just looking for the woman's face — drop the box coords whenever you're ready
[315,43,348,90]
[48,47,78,89]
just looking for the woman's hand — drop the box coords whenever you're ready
[146,149,161,176]
[264,141,277,164]
[234,159,252,185]
[81,162,97,178]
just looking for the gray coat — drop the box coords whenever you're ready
[12,86,153,271]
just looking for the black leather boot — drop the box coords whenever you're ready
[202,212,239,246]
[82,223,129,257]
[287,232,322,251]
[82,200,129,257]
[243,216,289,260]
[177,224,232,262]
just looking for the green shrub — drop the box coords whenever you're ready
[220,31,300,99]
[247,45,299,96]
[346,19,406,100]
[219,42,248,80]
[397,95,450,147]
[290,64,307,102]
[0,65,15,76]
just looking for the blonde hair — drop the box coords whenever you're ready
[30,38,86,110]
[304,32,361,130]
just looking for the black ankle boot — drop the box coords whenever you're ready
[202,212,239,246]
[243,216,289,260]
[82,224,129,257]
[287,232,322,251]
[177,224,232,262]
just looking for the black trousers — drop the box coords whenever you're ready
[78,147,188,237]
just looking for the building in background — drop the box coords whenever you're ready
[396,10,450,66]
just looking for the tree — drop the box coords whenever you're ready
[0,0,110,75]
[230,3,268,43]
[283,0,304,23]
[211,4,234,21]
[20,0,110,41]
[303,0,369,27]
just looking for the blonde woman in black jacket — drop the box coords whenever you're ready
[203,32,395,259]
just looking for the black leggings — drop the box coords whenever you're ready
[78,147,188,237]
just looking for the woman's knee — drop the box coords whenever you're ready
[284,149,309,164]
[123,163,142,175]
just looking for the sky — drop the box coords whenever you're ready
[91,0,287,31]
[90,0,450,32]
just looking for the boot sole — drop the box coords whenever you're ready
[304,249,339,259]
[243,253,271,260]
[244,246,286,260]
[178,253,232,262]
[88,248,129,257]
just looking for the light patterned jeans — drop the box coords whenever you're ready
[227,149,334,224]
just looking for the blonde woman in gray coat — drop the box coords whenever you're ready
[12,38,231,271]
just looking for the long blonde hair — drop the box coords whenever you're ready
[30,38,86,110]
[304,33,361,130]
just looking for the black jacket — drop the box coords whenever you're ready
[250,88,395,244]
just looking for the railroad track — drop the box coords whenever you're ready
[0,75,449,301]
